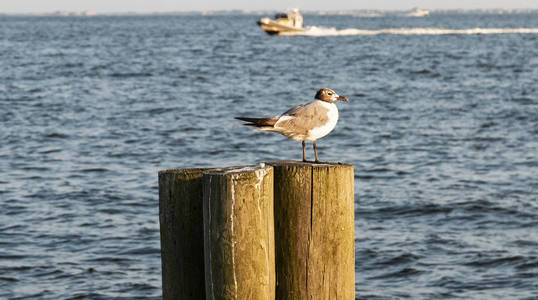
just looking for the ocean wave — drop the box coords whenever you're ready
[283,26,538,36]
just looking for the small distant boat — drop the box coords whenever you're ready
[257,10,305,35]
[407,7,430,17]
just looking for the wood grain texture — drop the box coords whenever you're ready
[203,165,275,300]
[268,161,355,300]
[158,168,209,300]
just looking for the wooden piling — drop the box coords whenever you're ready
[268,161,355,300]
[158,168,209,300]
[203,165,275,300]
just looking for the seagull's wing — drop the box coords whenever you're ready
[281,103,308,116]
[269,101,330,138]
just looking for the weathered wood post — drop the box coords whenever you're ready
[158,168,209,300]
[203,165,276,300]
[268,161,355,299]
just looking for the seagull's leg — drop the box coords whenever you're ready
[302,140,306,162]
[313,140,319,162]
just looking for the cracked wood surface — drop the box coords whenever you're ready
[203,165,276,300]
[268,161,355,300]
[158,168,209,300]
[159,162,353,300]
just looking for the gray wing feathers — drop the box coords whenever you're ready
[269,101,330,137]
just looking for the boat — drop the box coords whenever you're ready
[257,10,305,35]
[406,7,430,17]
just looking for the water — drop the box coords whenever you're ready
[1,12,537,299]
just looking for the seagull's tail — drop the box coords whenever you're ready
[235,117,277,128]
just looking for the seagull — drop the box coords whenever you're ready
[235,88,349,162]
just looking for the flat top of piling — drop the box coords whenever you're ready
[158,168,212,175]
[266,160,353,167]
[203,164,272,175]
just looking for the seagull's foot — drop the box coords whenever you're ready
[301,159,321,163]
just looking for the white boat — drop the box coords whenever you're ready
[257,10,305,35]
[407,8,430,17]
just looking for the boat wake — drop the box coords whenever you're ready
[281,26,538,36]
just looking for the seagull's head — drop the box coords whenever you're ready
[315,88,349,103]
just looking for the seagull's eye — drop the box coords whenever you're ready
[328,92,333,96]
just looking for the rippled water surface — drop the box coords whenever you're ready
[1,13,537,299]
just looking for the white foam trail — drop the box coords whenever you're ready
[281,26,538,36]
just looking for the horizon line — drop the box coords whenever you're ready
[1,7,538,15]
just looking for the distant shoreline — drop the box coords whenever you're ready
[1,8,538,17]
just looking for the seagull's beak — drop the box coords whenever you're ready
[337,95,349,102]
